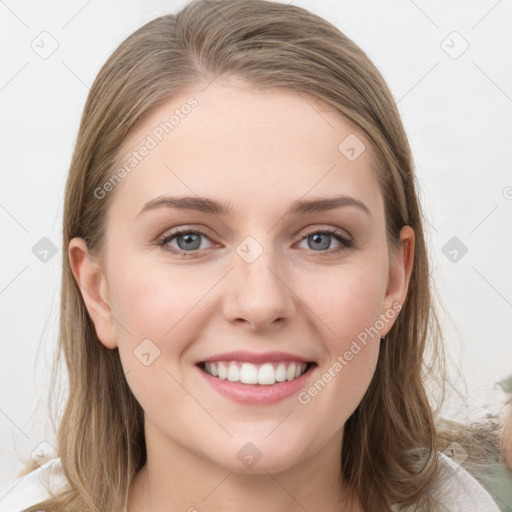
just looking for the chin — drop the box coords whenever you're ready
[207,443,308,475]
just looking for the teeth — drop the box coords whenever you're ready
[240,362,258,384]
[217,361,227,380]
[203,361,309,385]
[275,362,287,382]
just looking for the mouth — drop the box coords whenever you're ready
[196,360,317,386]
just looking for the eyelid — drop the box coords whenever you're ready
[157,224,354,258]
[157,224,352,244]
[300,225,352,243]
[157,224,215,241]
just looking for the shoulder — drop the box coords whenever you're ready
[0,458,68,512]
[432,450,501,511]
[390,450,501,512]
[0,452,501,512]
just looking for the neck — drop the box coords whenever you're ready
[127,421,363,512]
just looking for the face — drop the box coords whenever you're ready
[70,76,414,476]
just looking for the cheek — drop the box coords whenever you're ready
[303,260,387,344]
[298,261,386,400]
[108,263,212,414]
[297,268,384,426]
[109,260,210,341]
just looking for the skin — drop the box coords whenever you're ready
[69,76,415,512]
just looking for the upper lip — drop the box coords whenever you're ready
[197,351,315,365]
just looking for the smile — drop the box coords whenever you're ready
[200,360,311,385]
[196,360,318,406]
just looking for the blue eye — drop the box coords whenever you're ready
[158,227,353,258]
[298,227,353,252]
[158,229,212,257]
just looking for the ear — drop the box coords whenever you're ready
[68,237,118,349]
[380,225,415,336]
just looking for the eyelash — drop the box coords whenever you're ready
[157,227,353,259]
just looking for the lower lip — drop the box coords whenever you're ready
[196,363,317,405]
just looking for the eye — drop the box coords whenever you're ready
[157,226,353,258]
[296,227,353,253]
[158,228,214,258]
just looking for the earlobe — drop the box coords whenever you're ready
[68,237,118,349]
[381,226,415,336]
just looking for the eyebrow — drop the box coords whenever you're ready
[137,194,372,219]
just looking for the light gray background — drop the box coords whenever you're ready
[1,0,511,493]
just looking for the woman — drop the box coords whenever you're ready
[1,0,501,510]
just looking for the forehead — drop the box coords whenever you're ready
[108,78,382,219]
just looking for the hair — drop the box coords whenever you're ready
[18,1,503,511]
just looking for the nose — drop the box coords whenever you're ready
[221,243,297,332]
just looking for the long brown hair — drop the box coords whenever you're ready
[19,1,500,510]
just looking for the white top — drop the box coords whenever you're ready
[0,452,501,511]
